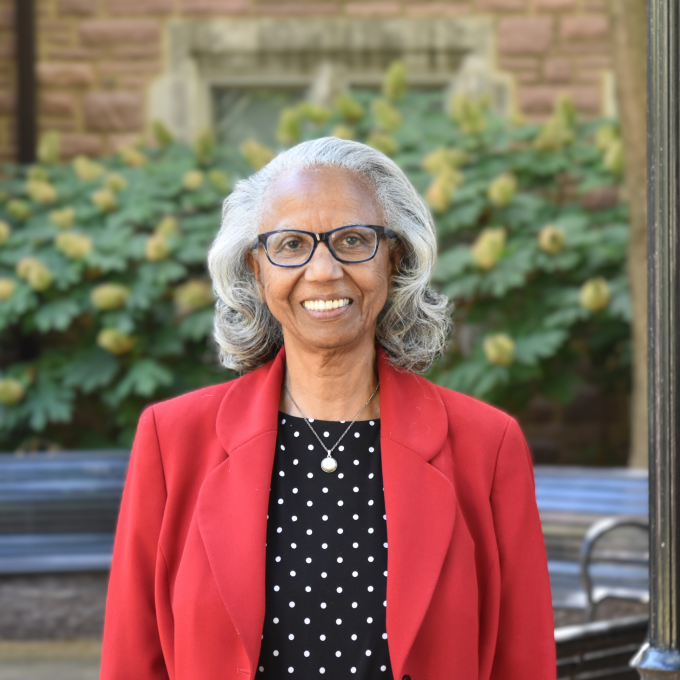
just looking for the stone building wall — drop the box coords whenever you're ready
[0,0,613,162]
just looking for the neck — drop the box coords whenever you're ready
[280,335,380,421]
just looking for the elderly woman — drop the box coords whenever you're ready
[101,137,555,680]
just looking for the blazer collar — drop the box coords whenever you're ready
[199,345,455,678]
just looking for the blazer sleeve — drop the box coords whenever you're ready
[488,418,556,680]
[101,407,170,680]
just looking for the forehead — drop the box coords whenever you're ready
[260,166,383,232]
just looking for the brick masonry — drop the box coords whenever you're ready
[0,1,614,160]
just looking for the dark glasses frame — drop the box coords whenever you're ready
[254,224,398,268]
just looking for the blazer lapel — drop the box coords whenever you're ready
[378,349,456,679]
[196,348,286,675]
[196,346,455,679]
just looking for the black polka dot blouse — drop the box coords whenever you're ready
[256,413,393,679]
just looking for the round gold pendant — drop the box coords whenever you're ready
[320,457,338,473]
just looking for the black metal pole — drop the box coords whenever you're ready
[631,0,680,676]
[15,0,36,164]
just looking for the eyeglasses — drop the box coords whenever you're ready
[254,224,397,268]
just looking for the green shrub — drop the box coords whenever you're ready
[0,68,630,449]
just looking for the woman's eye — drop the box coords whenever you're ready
[281,239,302,250]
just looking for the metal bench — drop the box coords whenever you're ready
[555,615,649,679]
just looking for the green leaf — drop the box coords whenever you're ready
[110,359,173,403]
[24,373,74,431]
[513,330,568,366]
[34,298,83,332]
[63,348,120,393]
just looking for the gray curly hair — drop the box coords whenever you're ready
[207,137,452,374]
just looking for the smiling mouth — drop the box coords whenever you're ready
[302,298,351,311]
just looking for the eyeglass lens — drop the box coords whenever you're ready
[266,226,379,265]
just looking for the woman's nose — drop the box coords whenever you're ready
[303,242,344,282]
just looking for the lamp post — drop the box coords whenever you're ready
[631,0,680,677]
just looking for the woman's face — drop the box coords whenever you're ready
[247,166,399,354]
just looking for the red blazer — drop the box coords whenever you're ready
[101,347,556,680]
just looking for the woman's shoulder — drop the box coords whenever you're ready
[150,379,236,425]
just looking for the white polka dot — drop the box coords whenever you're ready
[338,473,344,479]
[306,586,312,592]
[338,500,344,506]
[319,668,325,674]
[337,587,343,593]
[368,556,374,562]
[365,650,371,656]
[289,601,295,608]
[368,473,374,479]
[292,515,298,521]
[321,602,327,609]
[280,445,285,450]
[353,460,359,465]
[383,601,387,606]
[273,617,279,623]
[353,542,359,548]
[337,557,343,563]
[352,602,358,609]
[368,528,374,534]
[381,665,387,671]
[322,543,328,549]
[368,586,374,592]
[260,667,265,672]
[282,419,286,424]
[353,486,359,492]
[290,570,296,576]
[279,471,285,477]
[322,515,328,521]
[335,651,341,657]
[291,543,297,549]
[367,616,373,623]
[382,633,387,639]
[368,500,374,506]
[307,501,313,506]
[275,556,281,562]
[274,585,280,591]
[288,667,294,673]
[324,431,330,437]
[320,635,326,641]
[304,650,310,656]
[289,634,295,640]
[278,499,284,504]
[340,421,345,424]
[370,421,374,426]
[308,418,314,422]
[319,487,327,494]
[384,542,388,548]
[383,571,387,577]
[352,571,358,577]
[294,431,299,437]
[277,527,282,533]
[293,488,298,494]
[307,529,313,535]
[353,514,359,520]
[369,447,375,453]
[273,650,279,656]
[383,515,386,520]
[306,557,312,563]
[293,459,298,465]
[336,619,342,625]
[337,528,343,534]
[351,634,358,641]
[338,446,344,452]
[351,668,356,674]
[304,617,310,625]
[354,432,360,438]
[307,473,313,479]
[308,444,314,450]
[321,572,327,578]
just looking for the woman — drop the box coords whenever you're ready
[101,138,555,680]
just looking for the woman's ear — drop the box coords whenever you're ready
[246,250,266,302]
[389,240,405,277]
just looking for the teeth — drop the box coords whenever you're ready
[303,299,350,311]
